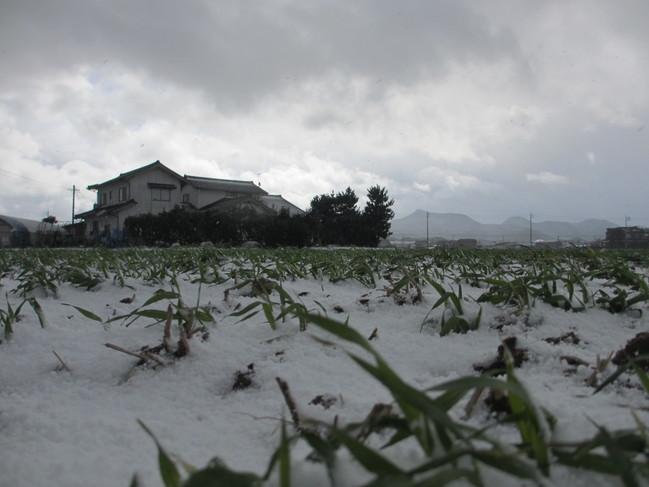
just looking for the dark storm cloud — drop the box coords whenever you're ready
[0,0,523,108]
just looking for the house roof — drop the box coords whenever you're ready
[184,175,268,196]
[200,197,275,215]
[0,215,45,234]
[260,195,304,214]
[74,200,137,219]
[87,161,184,190]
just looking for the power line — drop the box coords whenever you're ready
[0,167,58,187]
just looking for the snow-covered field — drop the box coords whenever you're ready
[1,248,648,487]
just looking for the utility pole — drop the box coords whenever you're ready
[426,211,429,248]
[70,185,80,223]
[529,212,534,247]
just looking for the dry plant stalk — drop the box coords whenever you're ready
[123,363,141,383]
[177,326,190,358]
[463,387,484,419]
[105,342,166,367]
[185,309,195,338]
[276,376,301,431]
[52,350,71,372]
[163,304,173,352]
[585,353,613,387]
[368,327,378,341]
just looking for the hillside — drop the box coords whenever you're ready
[390,210,616,244]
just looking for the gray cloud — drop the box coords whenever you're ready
[1,1,523,105]
[1,0,648,227]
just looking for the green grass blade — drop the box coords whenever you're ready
[279,420,291,487]
[63,304,103,323]
[27,297,46,328]
[229,301,264,321]
[142,290,181,307]
[632,363,649,394]
[302,313,376,355]
[137,420,181,487]
[133,309,169,322]
[261,302,277,330]
[598,427,640,487]
[472,450,540,482]
[331,429,405,477]
[300,430,337,483]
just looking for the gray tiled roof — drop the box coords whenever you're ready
[88,160,184,189]
[184,175,268,195]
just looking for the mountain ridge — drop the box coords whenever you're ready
[390,210,617,243]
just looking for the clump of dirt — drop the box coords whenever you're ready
[309,394,338,410]
[612,332,649,370]
[232,363,256,390]
[544,331,580,345]
[484,389,511,416]
[474,336,528,375]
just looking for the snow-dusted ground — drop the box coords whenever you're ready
[1,251,648,486]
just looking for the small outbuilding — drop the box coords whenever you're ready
[0,215,64,248]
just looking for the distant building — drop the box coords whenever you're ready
[456,238,478,249]
[606,226,649,249]
[534,240,567,250]
[438,238,478,249]
[75,161,304,242]
[0,215,64,248]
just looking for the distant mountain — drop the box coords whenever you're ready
[389,210,617,244]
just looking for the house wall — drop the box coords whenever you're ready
[193,189,229,209]
[95,168,183,215]
[88,214,120,240]
[87,167,184,236]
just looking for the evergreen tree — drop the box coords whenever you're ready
[361,185,395,246]
[308,187,360,245]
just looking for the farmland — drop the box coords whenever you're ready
[1,246,649,486]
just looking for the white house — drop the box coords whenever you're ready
[75,160,304,241]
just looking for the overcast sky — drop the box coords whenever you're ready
[1,0,648,226]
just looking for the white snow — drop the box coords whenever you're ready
[0,249,647,487]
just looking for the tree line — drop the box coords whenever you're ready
[124,185,394,247]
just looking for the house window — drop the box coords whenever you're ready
[119,187,127,202]
[100,193,107,206]
[182,193,190,203]
[151,188,171,201]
